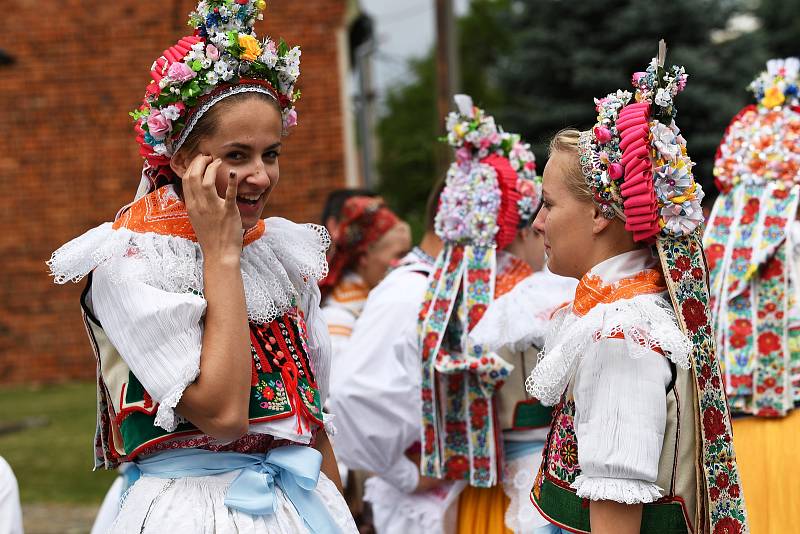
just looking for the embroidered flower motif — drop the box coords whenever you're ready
[681,298,707,332]
[702,406,727,441]
[757,331,781,354]
[559,439,578,468]
[712,517,743,534]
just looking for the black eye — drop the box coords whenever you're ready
[227,151,245,161]
[264,150,280,160]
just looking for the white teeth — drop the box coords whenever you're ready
[238,193,262,201]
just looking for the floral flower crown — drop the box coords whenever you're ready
[440,95,541,244]
[579,43,704,243]
[748,57,799,109]
[131,0,301,170]
[714,58,800,193]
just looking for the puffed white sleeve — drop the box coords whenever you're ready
[326,270,428,493]
[570,336,672,504]
[299,283,333,406]
[90,261,206,432]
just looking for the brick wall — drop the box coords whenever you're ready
[0,0,349,384]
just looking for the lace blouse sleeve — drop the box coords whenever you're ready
[570,336,672,504]
[90,261,206,432]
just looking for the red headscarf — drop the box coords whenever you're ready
[319,196,401,296]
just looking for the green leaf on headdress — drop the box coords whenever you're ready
[278,39,289,56]
[227,30,243,55]
[181,80,202,100]
[293,89,302,102]
[156,92,181,107]
[190,59,203,72]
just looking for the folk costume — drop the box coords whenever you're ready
[319,196,401,361]
[417,95,574,533]
[526,46,749,534]
[704,57,800,533]
[47,2,356,532]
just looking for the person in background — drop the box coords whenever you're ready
[320,188,376,245]
[0,456,23,534]
[527,47,747,534]
[704,57,800,534]
[319,196,411,360]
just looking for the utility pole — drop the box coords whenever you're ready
[435,0,459,177]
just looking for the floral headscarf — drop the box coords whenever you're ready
[318,196,400,296]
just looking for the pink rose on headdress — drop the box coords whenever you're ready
[632,72,647,87]
[205,44,220,61]
[167,62,196,83]
[455,146,472,163]
[146,109,171,141]
[283,108,298,129]
[594,97,609,112]
[608,163,624,180]
[593,126,612,144]
[517,178,536,198]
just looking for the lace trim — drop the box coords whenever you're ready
[470,271,577,353]
[48,218,330,325]
[153,362,200,432]
[502,447,550,530]
[525,293,691,406]
[570,474,663,504]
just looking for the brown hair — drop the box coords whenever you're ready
[548,128,593,202]
[177,90,282,157]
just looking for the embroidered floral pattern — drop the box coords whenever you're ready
[657,232,749,532]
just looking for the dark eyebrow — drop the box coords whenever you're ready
[221,142,282,150]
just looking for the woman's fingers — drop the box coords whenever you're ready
[202,158,223,196]
[183,154,212,203]
[225,171,239,211]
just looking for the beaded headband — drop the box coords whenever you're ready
[578,42,704,243]
[131,0,301,172]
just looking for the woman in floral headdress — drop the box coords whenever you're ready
[526,45,749,534]
[319,196,411,361]
[416,95,576,534]
[704,57,800,534]
[47,1,357,532]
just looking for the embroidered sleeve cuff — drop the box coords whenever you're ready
[382,455,421,494]
[570,475,662,504]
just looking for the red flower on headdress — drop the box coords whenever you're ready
[681,298,708,332]
[757,331,781,354]
[703,407,727,441]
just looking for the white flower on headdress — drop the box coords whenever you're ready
[161,105,182,121]
[661,192,704,236]
[153,143,170,156]
[654,161,693,201]
[655,88,672,108]
[205,71,219,85]
[260,41,279,68]
[651,121,681,162]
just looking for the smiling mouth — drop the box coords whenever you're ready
[236,193,263,206]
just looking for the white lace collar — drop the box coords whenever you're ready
[48,218,330,325]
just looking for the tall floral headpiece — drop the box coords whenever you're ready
[437,95,541,249]
[579,43,703,243]
[419,95,540,488]
[131,0,301,195]
[714,57,800,193]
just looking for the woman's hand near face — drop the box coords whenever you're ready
[182,154,243,263]
[176,153,252,442]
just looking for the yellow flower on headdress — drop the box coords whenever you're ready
[239,34,263,62]
[762,86,786,108]
[454,123,467,138]
[257,0,267,10]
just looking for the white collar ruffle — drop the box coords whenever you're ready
[48,217,330,325]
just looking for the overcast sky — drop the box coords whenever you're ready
[360,0,470,102]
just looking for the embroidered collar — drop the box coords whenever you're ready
[495,251,534,298]
[573,249,665,316]
[113,185,265,246]
[327,272,370,319]
[411,246,436,267]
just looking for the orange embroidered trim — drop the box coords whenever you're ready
[112,186,265,246]
[572,269,665,317]
[330,279,370,304]
[495,256,534,298]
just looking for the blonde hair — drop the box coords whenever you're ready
[548,128,593,202]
